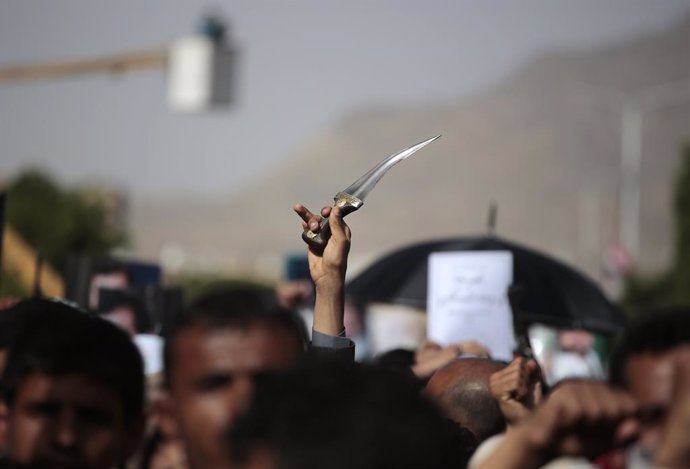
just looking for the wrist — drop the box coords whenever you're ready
[315,279,345,294]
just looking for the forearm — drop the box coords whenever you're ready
[313,282,345,336]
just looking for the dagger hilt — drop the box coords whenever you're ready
[302,191,363,249]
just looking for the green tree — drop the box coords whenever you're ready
[4,169,127,270]
[671,142,690,302]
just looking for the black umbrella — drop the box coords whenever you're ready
[347,236,625,334]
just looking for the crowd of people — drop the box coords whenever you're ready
[0,203,688,469]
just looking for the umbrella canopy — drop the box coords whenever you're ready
[347,236,625,334]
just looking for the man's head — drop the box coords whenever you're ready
[0,301,38,378]
[0,299,42,454]
[609,307,690,456]
[228,361,477,469]
[1,298,145,469]
[425,357,507,441]
[160,287,306,469]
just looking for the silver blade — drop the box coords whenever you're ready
[343,135,441,201]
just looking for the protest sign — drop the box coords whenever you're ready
[427,251,515,361]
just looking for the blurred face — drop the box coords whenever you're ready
[7,372,136,469]
[624,352,674,455]
[558,329,594,355]
[164,324,302,469]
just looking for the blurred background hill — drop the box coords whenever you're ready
[130,14,690,281]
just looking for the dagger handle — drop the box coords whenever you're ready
[302,192,363,249]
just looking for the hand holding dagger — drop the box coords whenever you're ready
[294,136,441,338]
[299,135,441,248]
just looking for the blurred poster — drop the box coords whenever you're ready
[427,251,515,361]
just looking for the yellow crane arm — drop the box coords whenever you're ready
[0,50,167,83]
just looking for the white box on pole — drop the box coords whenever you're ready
[168,35,233,112]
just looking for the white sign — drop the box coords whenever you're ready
[427,251,516,361]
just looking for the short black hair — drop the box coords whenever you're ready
[437,358,507,441]
[163,287,307,388]
[228,360,478,469]
[609,307,690,387]
[0,300,42,350]
[446,376,506,441]
[1,298,145,424]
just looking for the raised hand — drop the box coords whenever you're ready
[478,381,640,469]
[530,381,638,459]
[294,204,351,336]
[294,204,351,290]
[412,340,490,379]
[489,357,543,425]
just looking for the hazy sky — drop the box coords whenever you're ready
[0,0,688,198]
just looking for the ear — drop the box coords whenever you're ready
[154,390,180,440]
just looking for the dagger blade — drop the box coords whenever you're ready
[301,134,441,248]
[342,134,441,201]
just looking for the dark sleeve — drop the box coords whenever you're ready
[308,329,355,363]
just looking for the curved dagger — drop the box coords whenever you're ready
[302,135,441,248]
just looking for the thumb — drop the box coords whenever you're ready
[533,381,543,406]
[329,207,345,239]
[526,359,543,382]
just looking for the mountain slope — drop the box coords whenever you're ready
[131,15,690,281]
